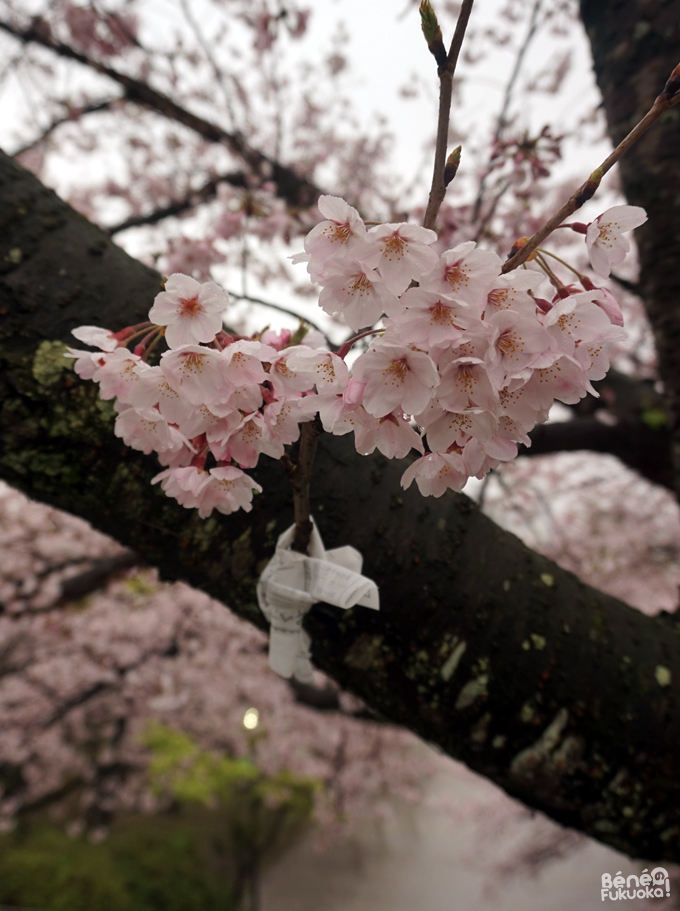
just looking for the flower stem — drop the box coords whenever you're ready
[423,0,475,231]
[336,328,383,360]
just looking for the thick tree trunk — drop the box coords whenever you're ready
[580,0,680,499]
[2,152,680,861]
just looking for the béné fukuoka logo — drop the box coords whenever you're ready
[601,867,670,901]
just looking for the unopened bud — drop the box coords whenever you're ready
[661,61,680,101]
[419,1,447,68]
[444,145,462,186]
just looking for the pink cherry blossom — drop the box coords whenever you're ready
[284,348,349,393]
[114,406,192,456]
[423,408,497,453]
[585,205,647,278]
[420,242,502,309]
[351,342,440,418]
[65,347,104,380]
[394,288,471,348]
[127,365,192,424]
[318,262,399,331]
[363,223,438,295]
[92,348,145,402]
[436,353,499,413]
[400,451,468,497]
[353,408,424,459]
[148,274,229,349]
[151,466,211,510]
[197,466,263,517]
[71,325,119,352]
[160,345,230,405]
[304,195,367,277]
[541,292,625,358]
[484,271,540,318]
[484,310,553,388]
[152,465,262,517]
[221,340,278,386]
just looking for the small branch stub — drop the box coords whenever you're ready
[287,419,322,555]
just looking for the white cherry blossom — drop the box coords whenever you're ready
[363,223,438,295]
[420,242,502,309]
[71,325,119,352]
[353,409,424,459]
[318,262,399,331]
[586,205,647,278]
[148,273,229,349]
[351,342,440,418]
[304,195,367,278]
[400,451,468,497]
[160,345,229,405]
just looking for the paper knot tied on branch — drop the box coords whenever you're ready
[257,519,380,683]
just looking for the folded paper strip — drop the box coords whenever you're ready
[257,520,379,682]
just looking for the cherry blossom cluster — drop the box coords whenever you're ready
[66,273,348,518]
[68,196,644,515]
[293,196,642,497]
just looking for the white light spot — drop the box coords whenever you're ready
[243,707,260,729]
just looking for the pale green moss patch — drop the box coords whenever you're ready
[32,340,70,387]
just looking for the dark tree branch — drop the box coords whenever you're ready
[520,367,673,489]
[11,96,119,159]
[522,417,673,489]
[3,151,680,862]
[0,18,321,211]
[57,549,139,603]
[106,170,249,235]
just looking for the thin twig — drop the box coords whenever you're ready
[107,169,249,235]
[177,0,239,130]
[11,97,119,159]
[227,291,329,339]
[502,76,680,273]
[471,0,543,227]
[423,0,475,231]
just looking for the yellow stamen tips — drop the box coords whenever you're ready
[179,296,201,317]
[325,222,351,244]
[350,273,372,295]
[445,263,469,289]
[385,359,408,384]
[382,234,407,260]
[431,301,453,325]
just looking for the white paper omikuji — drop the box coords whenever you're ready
[257,519,379,682]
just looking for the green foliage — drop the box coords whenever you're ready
[143,721,259,805]
[0,725,321,911]
[142,721,321,897]
[0,820,237,911]
[641,407,667,430]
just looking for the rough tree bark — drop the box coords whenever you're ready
[1,150,680,862]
